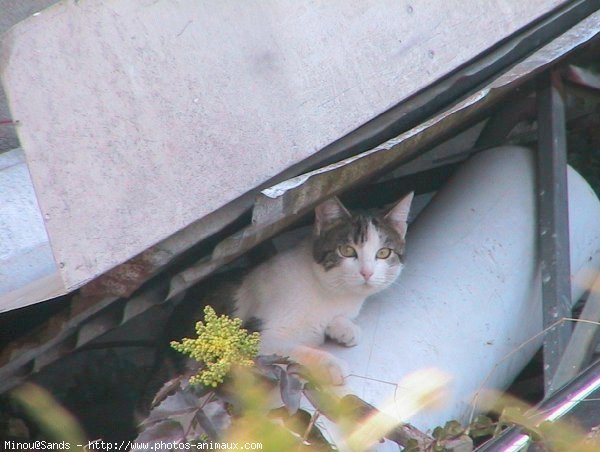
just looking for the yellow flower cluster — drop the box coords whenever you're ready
[171,305,260,387]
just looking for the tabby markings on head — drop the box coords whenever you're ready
[314,215,403,271]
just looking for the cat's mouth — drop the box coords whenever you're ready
[360,280,380,290]
[360,278,393,291]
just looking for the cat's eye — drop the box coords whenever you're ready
[338,245,358,258]
[376,248,393,259]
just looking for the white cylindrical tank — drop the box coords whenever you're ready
[327,146,600,432]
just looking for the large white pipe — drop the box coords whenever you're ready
[327,146,600,433]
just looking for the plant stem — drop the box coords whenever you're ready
[303,410,320,443]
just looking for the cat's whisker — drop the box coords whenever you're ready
[385,280,405,289]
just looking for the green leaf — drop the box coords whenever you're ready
[444,420,464,437]
[255,363,283,382]
[404,439,421,452]
[432,426,446,440]
[255,354,290,367]
[151,376,183,409]
[193,409,218,440]
[471,415,493,428]
[279,370,302,415]
[469,415,496,438]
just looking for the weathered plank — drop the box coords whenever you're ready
[1,0,568,292]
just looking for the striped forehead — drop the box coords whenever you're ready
[360,221,383,258]
[350,217,382,247]
[351,215,371,243]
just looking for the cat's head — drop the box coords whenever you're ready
[312,192,414,295]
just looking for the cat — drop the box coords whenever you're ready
[170,192,413,385]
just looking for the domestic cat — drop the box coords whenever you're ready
[171,192,413,385]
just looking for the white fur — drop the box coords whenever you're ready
[385,191,414,239]
[234,222,404,384]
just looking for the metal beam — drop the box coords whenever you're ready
[476,358,600,451]
[475,94,536,149]
[552,275,600,390]
[536,70,572,396]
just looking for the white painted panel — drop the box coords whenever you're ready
[0,0,566,290]
[327,147,600,435]
[0,149,63,312]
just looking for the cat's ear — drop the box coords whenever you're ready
[384,192,414,239]
[314,197,351,235]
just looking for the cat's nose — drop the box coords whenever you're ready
[360,269,373,281]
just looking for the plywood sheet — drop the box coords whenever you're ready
[0,0,567,290]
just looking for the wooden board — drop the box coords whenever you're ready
[0,0,567,292]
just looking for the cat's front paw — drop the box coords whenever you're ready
[316,352,348,386]
[326,316,361,347]
[292,346,348,386]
